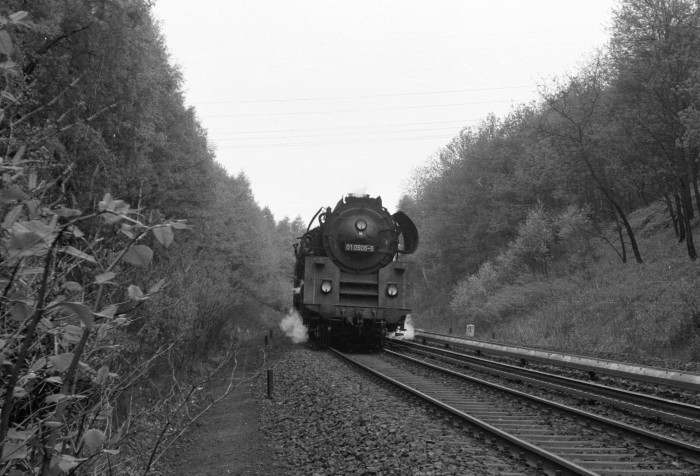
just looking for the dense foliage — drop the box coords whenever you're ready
[403,0,700,347]
[0,2,295,473]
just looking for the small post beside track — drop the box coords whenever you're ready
[267,369,274,398]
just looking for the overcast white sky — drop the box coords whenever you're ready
[152,0,616,222]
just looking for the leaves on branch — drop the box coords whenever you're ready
[49,353,74,372]
[58,302,94,331]
[82,429,106,450]
[0,188,29,203]
[127,284,144,300]
[122,245,153,267]
[147,278,166,294]
[94,304,118,319]
[152,225,174,247]
[63,245,97,263]
[0,30,12,56]
[94,271,116,284]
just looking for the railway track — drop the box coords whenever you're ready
[331,347,700,476]
[388,338,700,430]
[412,330,700,392]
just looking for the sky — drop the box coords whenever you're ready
[151,0,617,222]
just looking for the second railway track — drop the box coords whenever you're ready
[331,346,700,476]
[389,338,700,431]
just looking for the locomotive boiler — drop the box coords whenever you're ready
[293,194,418,348]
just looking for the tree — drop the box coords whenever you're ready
[609,0,700,259]
[1,4,296,472]
[539,59,645,264]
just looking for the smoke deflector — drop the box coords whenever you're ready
[392,211,419,254]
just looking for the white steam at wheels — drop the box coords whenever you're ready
[280,309,309,343]
[402,315,415,339]
[389,315,415,340]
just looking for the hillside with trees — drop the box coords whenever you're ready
[0,2,297,473]
[403,0,700,362]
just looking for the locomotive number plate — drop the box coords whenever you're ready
[345,243,375,252]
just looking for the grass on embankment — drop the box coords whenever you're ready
[493,202,700,364]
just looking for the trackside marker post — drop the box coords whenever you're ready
[267,369,274,398]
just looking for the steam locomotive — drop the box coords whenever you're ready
[293,194,418,349]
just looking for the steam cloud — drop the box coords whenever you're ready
[388,314,415,340]
[402,315,415,340]
[280,309,309,344]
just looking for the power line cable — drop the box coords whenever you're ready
[201,98,529,118]
[194,85,536,105]
[214,133,459,149]
[213,125,466,142]
[207,118,475,136]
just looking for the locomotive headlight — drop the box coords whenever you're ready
[321,279,333,293]
[386,283,398,297]
[355,219,367,231]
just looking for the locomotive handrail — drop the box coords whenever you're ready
[305,206,325,234]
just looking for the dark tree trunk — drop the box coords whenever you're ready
[681,165,695,220]
[675,193,687,243]
[575,149,643,264]
[615,217,627,263]
[693,171,700,216]
[664,193,679,238]
[687,148,700,216]
[641,189,650,206]
[613,201,642,263]
[681,186,698,260]
[684,213,697,260]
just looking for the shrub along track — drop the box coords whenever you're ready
[159,337,279,475]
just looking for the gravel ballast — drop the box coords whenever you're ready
[259,343,533,476]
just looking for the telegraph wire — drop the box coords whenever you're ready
[213,125,467,142]
[200,98,528,118]
[207,119,474,136]
[171,27,606,52]
[194,85,535,105]
[213,133,460,149]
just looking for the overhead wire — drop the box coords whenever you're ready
[215,134,459,149]
[213,126,469,142]
[194,85,536,105]
[193,79,539,150]
[200,98,530,119]
[207,118,476,136]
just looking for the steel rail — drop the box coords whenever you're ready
[329,347,598,476]
[414,330,700,391]
[383,348,700,462]
[391,339,700,429]
[331,346,700,475]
